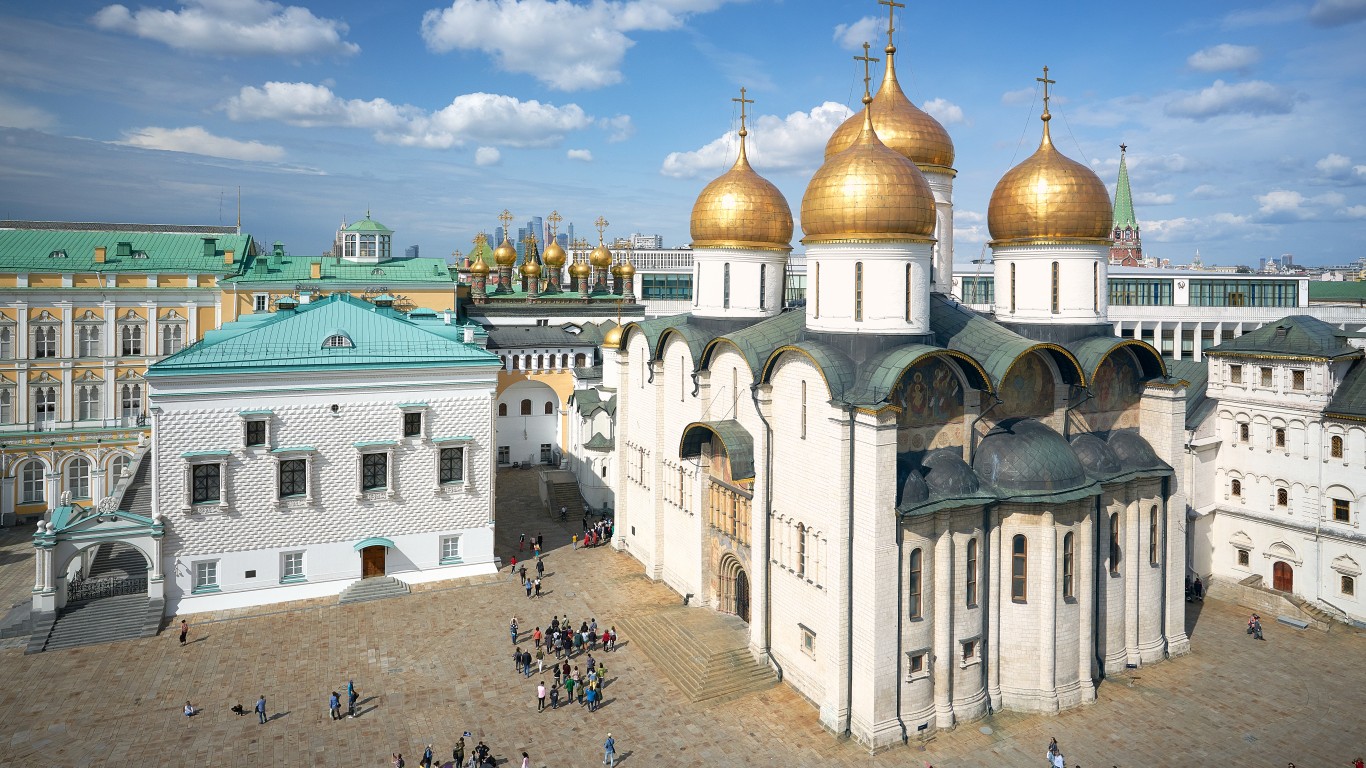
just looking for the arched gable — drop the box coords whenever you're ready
[679,420,755,482]
[761,341,855,402]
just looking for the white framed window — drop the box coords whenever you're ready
[1344,574,1356,597]
[906,650,930,681]
[32,325,57,358]
[1230,364,1242,384]
[323,333,354,349]
[120,324,144,356]
[109,454,130,482]
[120,383,143,420]
[799,624,815,658]
[0,388,13,423]
[245,419,267,447]
[160,323,184,355]
[362,453,387,490]
[253,293,269,312]
[355,444,396,497]
[191,463,221,504]
[66,458,91,500]
[961,639,980,666]
[77,385,101,421]
[33,385,58,425]
[439,446,465,485]
[440,535,462,564]
[20,460,45,504]
[77,325,101,357]
[279,459,307,498]
[498,446,510,465]
[281,552,305,583]
[0,325,12,358]
[193,560,219,593]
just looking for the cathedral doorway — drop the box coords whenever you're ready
[718,554,750,623]
[735,569,750,623]
[1273,561,1293,592]
[361,546,386,579]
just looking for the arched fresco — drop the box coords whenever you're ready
[998,352,1054,419]
[1077,347,1145,433]
[892,358,965,452]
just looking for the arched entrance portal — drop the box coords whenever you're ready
[361,546,386,579]
[718,554,750,623]
[1273,561,1293,592]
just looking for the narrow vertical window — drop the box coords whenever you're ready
[797,523,807,578]
[1051,261,1060,313]
[1149,505,1159,565]
[966,538,978,607]
[723,263,731,309]
[1093,262,1099,312]
[759,264,767,310]
[800,380,807,440]
[854,262,864,321]
[1062,532,1075,598]
[1010,262,1017,313]
[1011,535,1027,602]
[731,368,738,415]
[813,262,820,319]
[1109,513,1121,575]
[1331,435,1344,459]
[905,263,913,322]
[908,548,923,618]
[680,356,685,402]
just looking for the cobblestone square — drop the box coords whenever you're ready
[1,468,1363,767]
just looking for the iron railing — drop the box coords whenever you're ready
[67,574,147,603]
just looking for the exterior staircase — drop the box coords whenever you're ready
[338,576,410,605]
[616,606,776,704]
[26,594,162,653]
[547,479,586,520]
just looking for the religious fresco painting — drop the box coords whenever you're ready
[894,358,965,452]
[999,352,1054,419]
[1077,348,1144,433]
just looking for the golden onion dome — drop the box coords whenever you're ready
[801,105,936,243]
[610,261,622,278]
[602,324,623,350]
[468,253,490,275]
[569,259,592,278]
[824,45,954,170]
[521,259,542,278]
[618,259,635,278]
[689,130,793,251]
[987,112,1112,245]
[590,243,613,268]
[493,238,517,267]
[542,239,566,268]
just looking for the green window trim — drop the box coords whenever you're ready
[278,574,308,585]
[190,584,221,595]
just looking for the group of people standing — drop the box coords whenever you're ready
[574,518,613,549]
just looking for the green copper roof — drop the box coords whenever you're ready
[1327,359,1366,421]
[225,252,453,284]
[1064,336,1166,383]
[1113,148,1138,231]
[702,310,804,383]
[929,295,1085,386]
[1161,356,1209,423]
[1309,281,1366,302]
[1204,315,1363,360]
[761,339,856,402]
[679,420,755,482]
[844,344,991,410]
[583,433,615,451]
[0,228,252,274]
[344,215,392,233]
[148,292,499,376]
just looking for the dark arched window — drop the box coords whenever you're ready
[544,401,553,415]
[1011,535,1027,602]
[1051,261,1060,313]
[1009,262,1017,313]
[759,264,767,310]
[908,548,923,619]
[1109,513,1121,575]
[520,399,532,416]
[1149,505,1160,565]
[853,262,864,321]
[723,263,731,309]
[1332,435,1344,459]
[966,538,978,607]
[1062,532,1075,598]
[1231,478,1242,497]
[498,403,507,417]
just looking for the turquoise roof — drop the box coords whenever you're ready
[1113,148,1138,231]
[0,228,252,274]
[1204,315,1362,360]
[226,252,453,284]
[679,420,755,481]
[148,293,500,376]
[344,215,392,233]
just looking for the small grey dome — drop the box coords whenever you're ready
[1107,430,1165,470]
[972,418,1088,493]
[1070,433,1122,478]
[922,449,980,496]
[900,469,929,506]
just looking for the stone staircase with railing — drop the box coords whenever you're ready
[338,576,411,605]
[616,606,776,704]
[547,480,586,521]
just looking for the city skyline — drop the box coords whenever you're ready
[0,0,1363,265]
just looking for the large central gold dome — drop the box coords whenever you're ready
[988,114,1112,245]
[802,108,936,243]
[825,45,955,170]
[690,132,794,251]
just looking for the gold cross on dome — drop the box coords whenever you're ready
[855,42,881,102]
[1037,66,1056,115]
[594,216,609,243]
[497,209,514,232]
[732,87,754,135]
[879,0,905,42]
[473,232,487,246]
[547,210,563,238]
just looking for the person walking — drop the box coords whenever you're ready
[603,733,616,767]
[537,681,547,712]
[564,673,576,704]
[521,751,530,768]
[549,683,560,710]
[329,691,341,721]
[509,556,517,577]
[525,578,533,599]
[178,618,189,646]
[534,577,542,598]
[536,532,544,551]
[519,533,526,551]
[536,557,545,578]
[347,686,359,718]
[453,738,465,768]
[420,744,434,768]
[392,753,404,768]
[533,626,542,649]
[510,617,519,644]
[572,534,578,550]
[255,695,267,724]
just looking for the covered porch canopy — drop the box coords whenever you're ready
[679,420,756,483]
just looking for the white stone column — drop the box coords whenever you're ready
[748,385,773,663]
[1077,509,1096,702]
[44,471,60,512]
[1192,321,1204,362]
[1125,490,1142,665]
[933,516,954,728]
[988,511,1002,709]
[0,475,14,524]
[90,468,107,505]
[1038,511,1058,712]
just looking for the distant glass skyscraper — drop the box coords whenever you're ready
[405,245,419,259]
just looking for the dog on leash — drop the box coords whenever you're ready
[230,704,248,716]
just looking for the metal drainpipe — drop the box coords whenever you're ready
[1092,494,1105,680]
[968,395,1003,465]
[844,407,857,737]
[749,383,783,682]
[1062,387,1094,440]
[980,501,995,709]
[1160,475,1169,658]
[894,517,908,744]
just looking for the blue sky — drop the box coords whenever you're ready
[0,0,1364,267]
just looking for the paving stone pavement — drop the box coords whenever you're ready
[0,467,1363,767]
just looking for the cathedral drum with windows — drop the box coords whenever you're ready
[585,12,1190,753]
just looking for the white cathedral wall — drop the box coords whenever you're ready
[495,379,560,466]
[766,354,844,719]
[991,244,1109,323]
[620,331,661,576]
[925,168,954,295]
[151,370,497,615]
[805,242,933,335]
[657,335,704,599]
[690,248,789,320]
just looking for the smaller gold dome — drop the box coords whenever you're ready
[543,240,566,268]
[987,115,1113,245]
[602,324,623,349]
[618,260,635,278]
[690,133,793,251]
[521,260,542,278]
[468,253,490,275]
[801,108,936,243]
[590,244,613,268]
[493,238,517,267]
[610,261,622,278]
[825,46,955,170]
[569,259,592,278]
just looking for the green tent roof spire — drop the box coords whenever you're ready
[1112,143,1138,231]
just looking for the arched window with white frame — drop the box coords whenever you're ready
[20,460,45,503]
[121,383,143,420]
[77,384,101,421]
[66,457,91,500]
[33,385,57,426]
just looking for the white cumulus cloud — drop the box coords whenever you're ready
[474,146,501,166]
[116,125,285,161]
[599,114,634,142]
[952,210,988,249]
[1165,79,1295,120]
[1134,192,1176,206]
[1143,212,1254,242]
[660,101,853,179]
[567,149,593,161]
[832,16,879,51]
[92,0,359,57]
[922,98,965,125]
[224,81,409,128]
[1316,152,1353,176]
[1187,43,1261,72]
[1255,188,1347,220]
[420,0,736,91]
[1343,205,1366,218]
